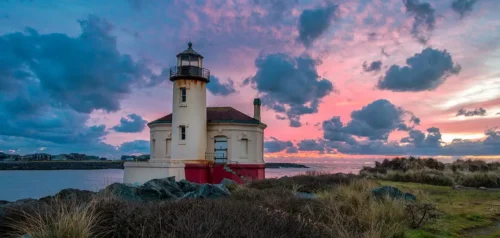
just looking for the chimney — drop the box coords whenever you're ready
[253,98,261,121]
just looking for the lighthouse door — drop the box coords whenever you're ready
[214,136,228,164]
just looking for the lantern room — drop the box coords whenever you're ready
[170,42,210,82]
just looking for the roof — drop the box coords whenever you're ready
[176,42,204,58]
[149,107,264,126]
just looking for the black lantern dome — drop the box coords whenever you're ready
[170,42,210,82]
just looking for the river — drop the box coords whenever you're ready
[0,162,368,201]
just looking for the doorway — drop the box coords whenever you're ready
[214,136,228,164]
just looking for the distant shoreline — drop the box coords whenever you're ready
[0,161,308,170]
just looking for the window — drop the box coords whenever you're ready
[241,139,249,157]
[180,87,186,102]
[166,139,171,157]
[152,139,156,155]
[180,126,186,140]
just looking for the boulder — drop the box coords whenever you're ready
[220,178,238,190]
[372,186,416,201]
[181,184,231,199]
[39,188,95,203]
[178,179,200,193]
[101,183,142,202]
[143,177,184,199]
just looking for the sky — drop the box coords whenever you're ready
[0,0,499,160]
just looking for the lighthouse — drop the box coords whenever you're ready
[169,42,209,162]
[124,42,266,184]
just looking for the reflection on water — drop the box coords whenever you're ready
[0,163,365,201]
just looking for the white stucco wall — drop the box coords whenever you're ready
[149,122,265,164]
[149,124,172,161]
[206,123,265,164]
[170,79,207,161]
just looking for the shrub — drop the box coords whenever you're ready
[458,171,500,188]
[248,173,359,193]
[384,170,454,186]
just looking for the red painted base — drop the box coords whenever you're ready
[184,163,265,184]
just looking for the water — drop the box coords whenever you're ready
[0,162,368,201]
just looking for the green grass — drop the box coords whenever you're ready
[379,181,500,237]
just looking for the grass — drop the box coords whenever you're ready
[379,181,500,237]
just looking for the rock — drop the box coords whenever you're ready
[143,177,184,199]
[39,188,95,203]
[101,183,142,202]
[295,192,318,199]
[0,198,38,220]
[453,185,462,190]
[220,178,238,190]
[479,187,487,190]
[372,186,416,201]
[181,184,231,199]
[178,179,200,193]
[0,200,9,206]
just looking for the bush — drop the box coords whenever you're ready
[248,173,359,193]
[384,170,454,186]
[458,171,500,188]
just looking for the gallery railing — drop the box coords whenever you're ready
[170,66,210,81]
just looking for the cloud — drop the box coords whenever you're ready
[377,48,461,92]
[275,115,286,120]
[0,15,169,156]
[403,0,436,44]
[456,108,486,117]
[327,99,417,141]
[0,15,169,114]
[246,53,334,127]
[254,0,299,21]
[401,127,443,148]
[112,114,147,133]
[297,139,326,153]
[362,60,382,72]
[285,146,298,154]
[297,4,338,47]
[117,140,149,154]
[264,137,293,153]
[451,0,478,17]
[207,76,237,96]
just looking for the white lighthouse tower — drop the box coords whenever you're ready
[170,42,209,162]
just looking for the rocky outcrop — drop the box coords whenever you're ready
[101,177,232,202]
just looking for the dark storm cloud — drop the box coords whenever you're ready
[247,53,334,127]
[112,114,147,133]
[297,4,338,47]
[207,76,237,96]
[344,99,413,140]
[403,0,436,44]
[362,60,382,72]
[264,137,293,153]
[322,99,418,142]
[118,140,149,154]
[377,48,461,92]
[451,0,478,17]
[297,139,326,153]
[456,107,486,117]
[400,127,442,148]
[322,117,357,144]
[0,15,169,114]
[285,146,299,154]
[0,15,170,155]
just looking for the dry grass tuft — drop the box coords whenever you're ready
[5,197,103,238]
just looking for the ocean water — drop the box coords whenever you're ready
[0,162,370,201]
